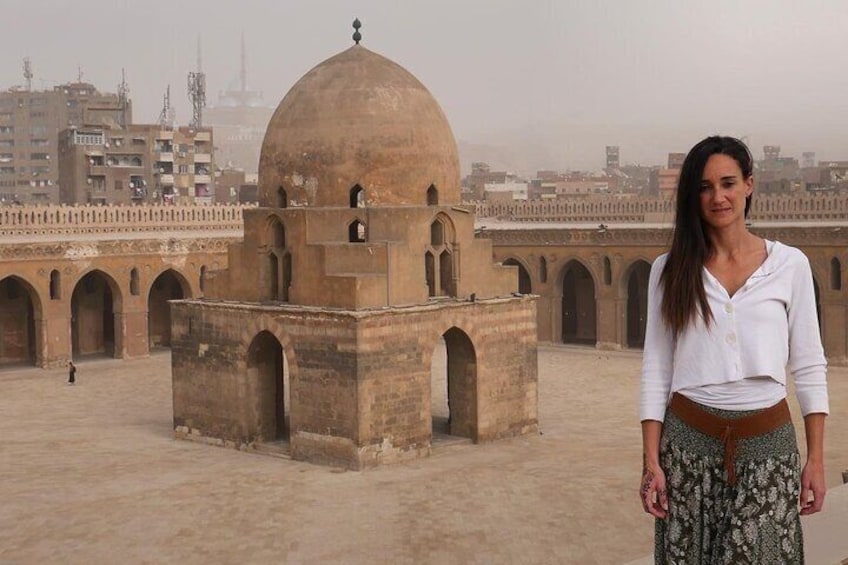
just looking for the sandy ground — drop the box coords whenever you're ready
[1,346,846,565]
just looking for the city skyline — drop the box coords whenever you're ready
[2,0,847,172]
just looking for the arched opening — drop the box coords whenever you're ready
[130,268,140,296]
[539,256,548,284]
[247,331,289,442]
[49,270,61,300]
[71,271,117,358]
[440,250,456,297]
[277,186,288,208]
[0,276,37,366]
[603,256,612,286]
[431,327,477,440]
[626,261,651,348]
[503,258,532,294]
[430,220,444,246]
[148,270,188,349]
[268,253,279,300]
[425,251,436,297]
[271,220,285,249]
[831,257,842,291]
[348,219,366,243]
[561,261,597,345]
[427,184,438,205]
[282,252,292,301]
[265,218,290,301]
[199,265,207,293]
[349,184,365,208]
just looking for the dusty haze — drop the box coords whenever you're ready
[2,0,847,173]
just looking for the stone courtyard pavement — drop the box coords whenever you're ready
[1,346,846,565]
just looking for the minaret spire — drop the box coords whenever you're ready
[240,32,247,92]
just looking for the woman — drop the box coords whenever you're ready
[639,136,828,563]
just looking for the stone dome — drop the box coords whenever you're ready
[258,45,460,207]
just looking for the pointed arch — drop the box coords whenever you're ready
[831,257,842,291]
[624,260,651,348]
[264,216,290,301]
[71,270,122,358]
[539,256,548,284]
[425,251,436,297]
[247,330,289,442]
[277,186,288,208]
[130,268,140,296]
[49,269,61,300]
[350,184,365,208]
[439,249,456,297]
[348,219,367,243]
[502,258,532,294]
[559,260,597,345]
[430,327,478,440]
[0,275,40,366]
[148,269,191,348]
[603,256,612,286]
[427,184,438,205]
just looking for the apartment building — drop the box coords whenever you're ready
[0,82,129,204]
[58,125,214,205]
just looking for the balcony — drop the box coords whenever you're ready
[194,131,211,142]
[194,174,211,184]
[159,174,174,185]
[194,152,211,163]
[156,152,174,162]
[89,165,108,176]
[156,130,174,141]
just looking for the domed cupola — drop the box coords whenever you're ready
[258,23,460,208]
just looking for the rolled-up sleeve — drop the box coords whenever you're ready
[640,255,674,422]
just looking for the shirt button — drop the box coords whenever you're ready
[725,303,733,314]
[726,333,737,345]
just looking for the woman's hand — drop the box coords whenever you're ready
[640,462,668,519]
[800,459,826,515]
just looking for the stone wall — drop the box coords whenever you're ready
[171,296,538,469]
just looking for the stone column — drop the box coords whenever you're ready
[117,308,149,359]
[596,295,620,350]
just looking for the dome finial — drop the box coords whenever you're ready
[352,18,362,44]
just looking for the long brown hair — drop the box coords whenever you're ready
[660,136,753,339]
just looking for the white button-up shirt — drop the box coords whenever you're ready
[640,240,829,422]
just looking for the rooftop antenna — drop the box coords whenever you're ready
[240,32,247,92]
[117,68,130,127]
[352,18,362,44]
[187,37,206,128]
[23,57,33,91]
[77,65,83,83]
[159,85,174,127]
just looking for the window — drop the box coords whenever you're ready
[179,165,189,174]
[427,184,438,205]
[50,270,61,300]
[348,219,366,243]
[350,184,365,208]
[130,269,140,296]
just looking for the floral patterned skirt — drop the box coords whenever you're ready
[655,403,803,564]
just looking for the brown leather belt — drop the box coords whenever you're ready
[668,392,791,486]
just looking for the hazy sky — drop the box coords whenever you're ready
[3,0,848,171]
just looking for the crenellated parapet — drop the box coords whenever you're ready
[0,203,250,238]
[470,192,848,223]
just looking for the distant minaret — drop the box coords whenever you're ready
[240,32,247,92]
